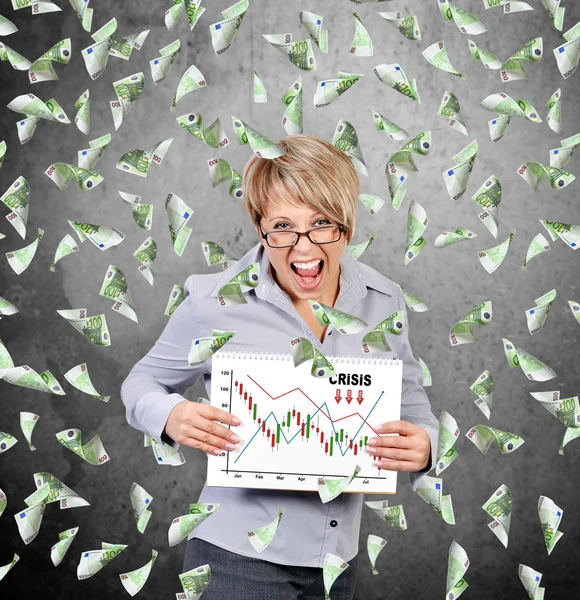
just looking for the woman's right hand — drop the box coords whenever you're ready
[163,400,242,456]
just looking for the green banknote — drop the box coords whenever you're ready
[365,500,407,530]
[5,227,43,275]
[379,11,421,40]
[522,233,551,270]
[446,541,470,600]
[262,33,316,71]
[116,137,174,178]
[28,38,71,84]
[470,370,494,419]
[164,284,185,317]
[500,37,543,82]
[367,534,387,575]
[519,564,545,600]
[525,289,557,334]
[299,10,328,53]
[134,237,157,285]
[308,300,368,334]
[318,465,361,503]
[538,495,564,555]
[165,0,205,31]
[77,542,127,580]
[178,563,211,598]
[207,157,243,198]
[332,119,368,176]
[209,0,249,55]
[81,18,117,81]
[438,90,468,135]
[130,482,153,534]
[247,507,285,552]
[201,241,238,270]
[56,428,109,465]
[99,265,138,322]
[422,40,467,78]
[416,475,455,524]
[119,549,158,596]
[168,503,220,547]
[323,553,350,600]
[51,527,79,567]
[170,64,208,111]
[348,10,373,56]
[434,227,477,248]
[478,228,515,274]
[217,263,260,306]
[385,131,431,210]
[553,21,580,79]
[50,234,79,272]
[281,76,303,134]
[465,424,524,455]
[231,116,285,158]
[150,39,181,84]
[404,200,428,265]
[436,410,460,475]
[450,301,492,345]
[502,338,556,381]
[373,63,421,103]
[110,72,145,130]
[361,311,404,353]
[529,390,580,454]
[20,411,39,451]
[165,192,194,257]
[73,89,90,134]
[442,139,478,201]
[346,233,376,260]
[372,109,408,141]
[290,336,336,378]
[188,330,237,365]
[472,174,502,238]
[482,483,512,547]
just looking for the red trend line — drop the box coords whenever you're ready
[246,374,381,435]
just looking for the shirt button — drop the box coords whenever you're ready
[330,520,338,527]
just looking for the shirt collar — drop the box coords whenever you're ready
[209,242,394,302]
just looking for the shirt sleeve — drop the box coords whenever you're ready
[120,275,206,446]
[394,289,440,492]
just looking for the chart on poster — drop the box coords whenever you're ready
[207,351,403,493]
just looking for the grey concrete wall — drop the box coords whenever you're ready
[1,0,579,598]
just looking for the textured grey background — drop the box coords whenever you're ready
[1,0,580,598]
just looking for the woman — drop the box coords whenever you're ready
[121,134,439,599]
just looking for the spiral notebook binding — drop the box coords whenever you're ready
[215,350,401,365]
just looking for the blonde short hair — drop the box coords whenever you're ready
[242,134,359,242]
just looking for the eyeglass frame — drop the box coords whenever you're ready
[258,222,346,248]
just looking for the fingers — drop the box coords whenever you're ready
[366,446,418,464]
[375,420,416,435]
[368,434,410,449]
[177,406,243,456]
[201,404,242,427]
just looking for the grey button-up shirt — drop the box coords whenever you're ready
[120,242,439,568]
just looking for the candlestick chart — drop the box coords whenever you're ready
[207,353,403,493]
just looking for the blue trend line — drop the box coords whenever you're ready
[233,391,384,464]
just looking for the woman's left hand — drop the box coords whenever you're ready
[365,420,431,472]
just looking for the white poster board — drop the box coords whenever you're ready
[207,351,403,494]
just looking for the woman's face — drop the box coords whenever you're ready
[257,197,347,305]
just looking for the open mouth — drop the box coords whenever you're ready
[290,259,324,290]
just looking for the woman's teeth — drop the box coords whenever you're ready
[291,259,322,270]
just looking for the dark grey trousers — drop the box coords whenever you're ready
[183,537,359,599]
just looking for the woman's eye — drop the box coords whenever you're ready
[274,222,290,229]
[315,219,330,227]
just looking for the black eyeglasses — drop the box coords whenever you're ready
[259,224,345,248]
